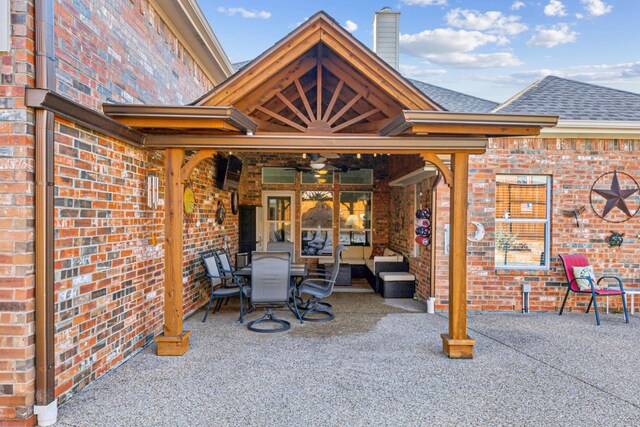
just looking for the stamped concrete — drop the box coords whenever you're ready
[57,293,640,426]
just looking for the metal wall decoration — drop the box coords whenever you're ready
[562,205,586,228]
[230,191,239,215]
[415,208,431,246]
[589,170,640,223]
[216,200,226,224]
[467,221,485,242]
[607,232,624,247]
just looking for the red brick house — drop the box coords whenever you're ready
[1,1,639,426]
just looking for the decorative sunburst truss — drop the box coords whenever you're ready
[248,44,403,134]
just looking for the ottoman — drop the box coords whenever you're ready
[380,272,415,298]
[321,263,352,286]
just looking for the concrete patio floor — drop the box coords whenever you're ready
[57,293,640,426]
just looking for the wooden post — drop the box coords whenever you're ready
[155,148,191,356]
[441,152,476,358]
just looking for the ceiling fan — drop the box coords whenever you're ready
[294,153,359,173]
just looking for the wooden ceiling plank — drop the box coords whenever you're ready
[275,92,312,125]
[320,30,439,111]
[327,94,362,127]
[316,45,323,120]
[295,78,316,123]
[331,108,381,133]
[237,56,317,114]
[322,79,344,122]
[205,29,321,106]
[256,105,307,132]
[321,55,399,118]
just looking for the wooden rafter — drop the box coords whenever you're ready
[331,108,380,133]
[323,79,344,122]
[316,45,323,120]
[295,78,315,123]
[275,92,311,125]
[256,105,307,132]
[327,94,362,126]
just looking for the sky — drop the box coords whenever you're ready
[202,1,640,102]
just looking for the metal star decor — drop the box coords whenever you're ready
[590,170,640,222]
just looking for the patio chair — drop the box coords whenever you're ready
[297,245,346,322]
[247,251,293,333]
[558,254,629,325]
[201,250,249,323]
[267,241,294,259]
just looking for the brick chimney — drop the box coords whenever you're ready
[373,7,400,70]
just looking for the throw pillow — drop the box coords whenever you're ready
[370,246,384,259]
[572,266,597,290]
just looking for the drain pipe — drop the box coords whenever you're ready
[427,172,442,314]
[33,0,57,425]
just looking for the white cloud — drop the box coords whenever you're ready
[527,23,578,47]
[399,64,447,78]
[217,7,271,19]
[511,1,525,10]
[400,28,498,57]
[401,0,447,5]
[425,52,523,68]
[580,0,612,16]
[344,20,358,33]
[575,13,585,19]
[490,62,640,85]
[446,9,528,37]
[544,0,567,17]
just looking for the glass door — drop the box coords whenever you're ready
[263,191,295,249]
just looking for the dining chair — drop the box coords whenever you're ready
[267,241,294,259]
[200,250,249,323]
[297,245,346,322]
[246,251,293,333]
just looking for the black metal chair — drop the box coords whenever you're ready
[246,251,294,333]
[297,245,346,322]
[201,250,249,323]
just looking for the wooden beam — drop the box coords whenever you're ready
[321,55,400,118]
[275,92,311,126]
[256,105,307,132]
[116,117,240,131]
[237,56,317,115]
[295,78,315,123]
[155,148,191,356]
[181,149,217,182]
[143,134,488,153]
[421,152,453,188]
[441,152,475,359]
[327,94,362,126]
[331,108,380,133]
[316,45,323,120]
[323,79,344,122]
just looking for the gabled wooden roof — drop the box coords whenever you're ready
[193,12,442,135]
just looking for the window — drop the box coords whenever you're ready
[265,194,293,244]
[339,169,373,185]
[262,167,296,184]
[339,191,372,246]
[300,191,334,257]
[301,170,334,185]
[495,175,551,269]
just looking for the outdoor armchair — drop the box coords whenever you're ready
[247,251,294,333]
[201,250,249,323]
[297,245,346,321]
[558,254,629,325]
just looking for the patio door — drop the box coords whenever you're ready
[261,191,295,250]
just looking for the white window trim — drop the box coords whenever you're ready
[261,191,295,251]
[495,175,552,271]
[338,190,373,247]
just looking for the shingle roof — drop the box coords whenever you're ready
[407,79,498,113]
[494,75,640,121]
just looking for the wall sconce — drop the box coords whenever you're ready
[147,168,159,209]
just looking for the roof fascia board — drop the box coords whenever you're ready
[540,119,640,138]
[150,0,234,84]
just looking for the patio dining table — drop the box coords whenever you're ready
[235,263,308,281]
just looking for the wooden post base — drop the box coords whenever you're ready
[154,331,192,356]
[441,333,476,359]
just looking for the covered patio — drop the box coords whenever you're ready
[55,294,640,426]
[100,12,557,359]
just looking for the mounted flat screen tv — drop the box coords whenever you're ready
[216,154,242,191]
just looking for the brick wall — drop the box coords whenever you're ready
[433,138,640,313]
[54,0,213,108]
[0,0,36,423]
